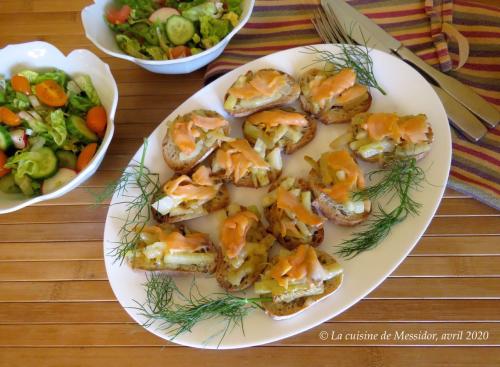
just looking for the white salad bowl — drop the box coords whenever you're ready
[81,0,255,74]
[0,41,118,214]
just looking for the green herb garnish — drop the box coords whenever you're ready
[302,44,386,95]
[95,139,160,263]
[337,157,425,258]
[132,273,270,346]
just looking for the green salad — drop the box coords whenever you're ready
[105,0,243,60]
[0,70,107,197]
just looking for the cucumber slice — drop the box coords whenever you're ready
[0,125,13,151]
[67,115,98,143]
[28,147,58,179]
[0,174,21,194]
[166,15,195,46]
[56,150,77,169]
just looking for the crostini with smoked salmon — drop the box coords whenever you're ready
[162,110,231,174]
[151,166,229,223]
[216,203,276,292]
[254,244,343,320]
[125,223,218,274]
[211,138,283,188]
[299,67,372,125]
[223,69,301,117]
[263,177,325,250]
[349,112,433,163]
[243,108,317,154]
[305,149,371,226]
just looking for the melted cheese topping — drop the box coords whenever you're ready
[277,186,323,226]
[220,210,258,259]
[247,109,308,127]
[270,244,326,288]
[310,68,356,103]
[163,166,218,201]
[320,150,365,204]
[171,112,228,154]
[228,70,286,99]
[214,139,270,183]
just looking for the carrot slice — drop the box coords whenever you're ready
[35,80,68,107]
[76,143,98,172]
[169,46,191,59]
[86,106,107,138]
[0,107,21,126]
[0,150,11,177]
[11,75,31,95]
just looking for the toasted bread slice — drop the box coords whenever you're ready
[260,250,343,320]
[350,113,434,164]
[126,224,218,275]
[151,170,230,223]
[243,108,317,154]
[210,139,283,188]
[215,205,275,292]
[305,150,371,226]
[223,69,301,117]
[162,110,230,174]
[263,178,324,250]
[309,170,371,226]
[299,68,372,125]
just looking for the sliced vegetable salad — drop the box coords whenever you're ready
[105,0,243,60]
[0,69,106,197]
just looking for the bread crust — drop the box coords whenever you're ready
[224,69,301,117]
[264,178,324,250]
[308,169,371,226]
[215,208,274,292]
[260,250,343,320]
[162,110,230,174]
[243,110,318,154]
[151,175,230,224]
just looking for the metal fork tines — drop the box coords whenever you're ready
[312,4,488,142]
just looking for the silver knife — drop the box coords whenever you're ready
[324,0,499,129]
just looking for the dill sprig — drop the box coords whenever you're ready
[132,273,270,346]
[337,157,425,258]
[302,44,386,95]
[94,139,160,263]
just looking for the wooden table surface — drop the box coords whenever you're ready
[1,1,499,366]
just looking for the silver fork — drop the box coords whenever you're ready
[312,6,488,142]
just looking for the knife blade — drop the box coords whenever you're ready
[323,0,499,129]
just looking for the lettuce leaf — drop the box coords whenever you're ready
[73,75,101,106]
[18,70,39,83]
[200,16,231,47]
[116,34,148,59]
[68,94,94,114]
[7,150,43,179]
[47,109,67,146]
[11,92,30,110]
[182,2,217,22]
[226,0,243,16]
[34,70,68,87]
[117,0,157,19]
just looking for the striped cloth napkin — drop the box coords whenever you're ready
[205,0,500,210]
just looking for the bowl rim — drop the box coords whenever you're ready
[0,41,118,214]
[81,0,255,65]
